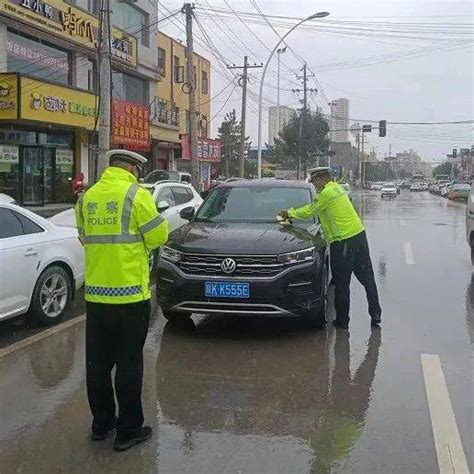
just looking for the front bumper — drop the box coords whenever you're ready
[156,258,324,317]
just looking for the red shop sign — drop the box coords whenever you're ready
[112,99,150,151]
[182,135,221,163]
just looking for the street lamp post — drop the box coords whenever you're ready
[276,46,287,141]
[257,11,329,178]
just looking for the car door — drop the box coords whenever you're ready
[171,185,197,230]
[154,185,180,231]
[0,207,45,319]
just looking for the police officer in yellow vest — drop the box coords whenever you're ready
[280,168,381,329]
[75,150,169,451]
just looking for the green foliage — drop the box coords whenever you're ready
[363,162,397,181]
[273,111,330,174]
[432,162,456,178]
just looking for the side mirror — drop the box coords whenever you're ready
[157,200,170,212]
[180,206,195,221]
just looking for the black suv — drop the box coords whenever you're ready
[156,180,329,327]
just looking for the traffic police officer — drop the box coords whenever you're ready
[75,150,169,451]
[280,167,381,329]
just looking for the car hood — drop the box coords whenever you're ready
[169,221,325,254]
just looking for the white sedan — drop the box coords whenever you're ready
[0,202,85,325]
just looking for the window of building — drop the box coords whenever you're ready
[174,56,184,83]
[158,47,166,77]
[112,70,147,105]
[87,0,99,15]
[201,70,208,94]
[113,2,150,47]
[201,115,208,138]
[7,30,70,85]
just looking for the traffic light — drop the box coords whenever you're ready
[379,120,386,137]
[452,149,457,158]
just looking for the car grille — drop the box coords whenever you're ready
[177,253,285,277]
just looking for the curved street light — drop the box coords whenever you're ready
[257,11,330,178]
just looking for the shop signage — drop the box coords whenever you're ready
[112,99,150,151]
[182,135,221,163]
[0,0,137,67]
[0,74,19,120]
[56,148,73,171]
[20,76,97,129]
[0,145,19,164]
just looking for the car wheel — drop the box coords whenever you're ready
[30,266,72,326]
[162,309,191,322]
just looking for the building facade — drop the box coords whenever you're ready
[330,98,349,143]
[268,105,295,146]
[0,0,214,204]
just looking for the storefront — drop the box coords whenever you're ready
[179,135,221,190]
[0,73,96,205]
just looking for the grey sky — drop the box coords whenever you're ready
[159,0,473,161]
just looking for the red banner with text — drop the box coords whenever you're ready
[182,135,221,162]
[112,99,150,151]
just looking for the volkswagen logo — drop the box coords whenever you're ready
[221,258,236,274]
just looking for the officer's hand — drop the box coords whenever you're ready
[279,209,289,220]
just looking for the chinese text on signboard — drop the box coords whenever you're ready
[182,135,221,163]
[112,99,150,151]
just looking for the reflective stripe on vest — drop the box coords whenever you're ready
[85,285,142,297]
[139,214,166,234]
[83,183,142,245]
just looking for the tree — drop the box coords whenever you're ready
[432,162,456,178]
[217,109,251,178]
[273,111,330,176]
[363,162,396,181]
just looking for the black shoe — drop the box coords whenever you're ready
[371,316,381,327]
[114,426,153,452]
[332,320,349,329]
[91,420,116,441]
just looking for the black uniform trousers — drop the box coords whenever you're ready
[330,231,381,325]
[86,300,150,439]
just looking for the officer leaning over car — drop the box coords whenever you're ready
[279,167,381,329]
[75,150,169,451]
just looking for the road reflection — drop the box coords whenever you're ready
[466,275,474,345]
[156,318,381,472]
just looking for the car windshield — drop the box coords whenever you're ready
[143,170,179,183]
[196,185,313,224]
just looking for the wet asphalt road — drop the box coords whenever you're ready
[0,190,472,474]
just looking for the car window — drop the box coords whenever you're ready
[180,174,191,183]
[0,208,24,238]
[12,210,44,235]
[156,186,177,208]
[144,170,179,183]
[172,186,193,205]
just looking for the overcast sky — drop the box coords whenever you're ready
[159,0,473,161]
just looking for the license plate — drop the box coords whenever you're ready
[205,281,250,299]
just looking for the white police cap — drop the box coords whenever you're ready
[106,149,148,167]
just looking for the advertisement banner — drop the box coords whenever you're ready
[0,144,19,172]
[0,0,137,67]
[112,99,150,151]
[0,73,19,120]
[20,76,97,129]
[56,149,74,171]
[182,135,221,163]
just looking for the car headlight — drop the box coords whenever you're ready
[160,246,183,263]
[278,247,316,265]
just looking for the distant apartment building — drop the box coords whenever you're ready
[330,98,350,143]
[268,106,295,146]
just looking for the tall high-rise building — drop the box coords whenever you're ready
[330,98,350,143]
[268,106,296,146]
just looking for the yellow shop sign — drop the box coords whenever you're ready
[20,77,97,129]
[0,0,137,67]
[0,74,19,120]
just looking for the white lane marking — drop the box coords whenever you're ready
[421,354,469,474]
[0,315,85,359]
[404,242,415,265]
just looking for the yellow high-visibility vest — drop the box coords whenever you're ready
[75,166,169,304]
[288,181,364,243]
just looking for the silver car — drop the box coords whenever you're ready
[466,184,474,264]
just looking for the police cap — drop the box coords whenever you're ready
[106,149,148,168]
[308,167,331,180]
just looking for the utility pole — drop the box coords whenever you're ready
[183,3,200,190]
[292,63,316,180]
[97,0,112,180]
[361,131,366,185]
[276,46,287,136]
[228,58,262,177]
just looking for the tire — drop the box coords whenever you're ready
[162,309,191,323]
[30,266,72,326]
[302,265,328,329]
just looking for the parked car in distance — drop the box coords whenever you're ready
[381,183,398,198]
[448,183,470,201]
[142,170,192,185]
[370,182,384,191]
[156,180,329,328]
[410,182,425,192]
[466,184,474,264]
[0,202,85,325]
[440,182,451,197]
